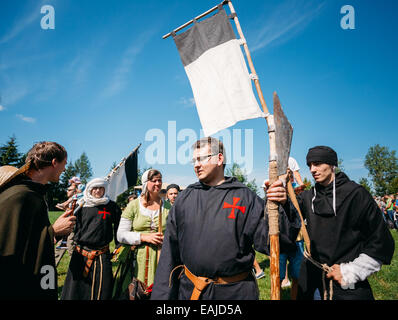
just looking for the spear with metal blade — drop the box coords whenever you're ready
[227,0,294,299]
[163,0,296,300]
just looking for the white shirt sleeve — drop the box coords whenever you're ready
[116,217,141,245]
[340,253,382,289]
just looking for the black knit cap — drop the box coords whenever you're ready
[166,184,180,192]
[306,146,338,167]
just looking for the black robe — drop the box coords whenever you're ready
[0,177,58,300]
[151,177,300,300]
[297,172,395,300]
[61,201,121,300]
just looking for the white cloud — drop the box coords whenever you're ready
[2,86,30,106]
[249,0,326,52]
[0,0,47,44]
[16,114,36,123]
[101,45,142,97]
[101,29,156,98]
[178,97,196,108]
[0,105,5,111]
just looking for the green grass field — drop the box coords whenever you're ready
[49,211,398,300]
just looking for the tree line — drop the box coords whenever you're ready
[0,135,93,209]
[361,144,398,196]
[1,136,397,207]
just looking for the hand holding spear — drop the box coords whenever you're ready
[163,0,295,300]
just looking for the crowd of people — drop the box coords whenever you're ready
[374,194,398,229]
[0,140,395,301]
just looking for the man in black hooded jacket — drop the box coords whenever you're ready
[297,146,394,300]
[151,137,300,300]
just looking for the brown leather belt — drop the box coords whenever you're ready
[75,245,109,277]
[183,266,250,300]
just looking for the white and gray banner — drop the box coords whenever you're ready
[173,8,263,137]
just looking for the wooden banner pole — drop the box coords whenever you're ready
[227,0,280,300]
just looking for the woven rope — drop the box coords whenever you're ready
[303,250,333,300]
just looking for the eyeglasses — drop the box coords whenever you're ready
[190,153,219,165]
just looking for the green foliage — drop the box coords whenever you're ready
[60,162,78,188]
[255,230,398,300]
[18,152,27,167]
[47,153,94,210]
[49,210,398,300]
[389,177,398,195]
[46,162,76,211]
[110,161,117,172]
[335,158,344,174]
[0,135,21,166]
[364,144,398,196]
[358,177,372,194]
[303,177,313,190]
[74,152,93,184]
[46,182,67,211]
[225,162,258,194]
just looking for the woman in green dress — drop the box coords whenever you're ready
[113,169,171,297]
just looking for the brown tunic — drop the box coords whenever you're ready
[0,177,58,300]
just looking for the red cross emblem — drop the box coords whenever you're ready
[98,208,111,220]
[223,197,246,219]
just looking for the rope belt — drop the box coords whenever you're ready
[75,245,109,278]
[90,254,104,300]
[303,251,334,300]
[169,265,249,300]
[287,180,335,300]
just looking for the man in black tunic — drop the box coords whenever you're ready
[297,146,395,300]
[151,137,300,300]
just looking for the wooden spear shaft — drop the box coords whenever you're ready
[157,199,163,263]
[286,180,311,254]
[227,0,281,300]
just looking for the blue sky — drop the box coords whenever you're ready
[0,0,397,192]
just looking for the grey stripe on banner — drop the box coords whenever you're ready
[173,8,236,67]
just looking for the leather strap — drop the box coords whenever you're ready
[183,266,249,300]
[144,245,150,286]
[75,245,109,277]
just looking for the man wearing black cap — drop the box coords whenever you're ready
[297,146,395,300]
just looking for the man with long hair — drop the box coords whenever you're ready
[0,141,76,299]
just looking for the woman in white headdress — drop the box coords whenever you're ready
[113,169,171,298]
[61,177,122,300]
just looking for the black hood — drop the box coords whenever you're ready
[312,172,360,216]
